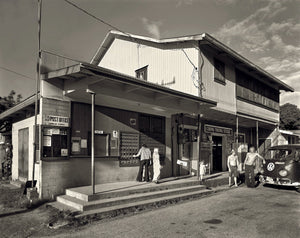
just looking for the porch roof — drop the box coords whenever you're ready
[42,63,217,116]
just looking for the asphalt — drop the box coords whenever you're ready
[45,184,300,238]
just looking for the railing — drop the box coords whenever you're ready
[236,85,279,112]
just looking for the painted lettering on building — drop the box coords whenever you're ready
[43,115,70,127]
[204,124,233,135]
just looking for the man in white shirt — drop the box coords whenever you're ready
[133,144,151,182]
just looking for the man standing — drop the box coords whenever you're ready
[227,149,239,187]
[243,146,265,188]
[133,144,151,182]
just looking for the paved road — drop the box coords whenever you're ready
[48,185,299,238]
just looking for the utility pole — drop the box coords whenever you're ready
[32,0,42,188]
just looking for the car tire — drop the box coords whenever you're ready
[296,188,300,193]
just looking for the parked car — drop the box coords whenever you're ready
[260,144,300,192]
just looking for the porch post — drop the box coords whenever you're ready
[87,89,96,194]
[197,114,201,180]
[236,116,239,145]
[256,121,259,153]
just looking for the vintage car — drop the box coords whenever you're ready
[260,144,300,192]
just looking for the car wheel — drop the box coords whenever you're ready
[296,188,300,193]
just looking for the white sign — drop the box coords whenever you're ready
[113,130,118,138]
[44,115,70,127]
[81,139,87,149]
[177,159,188,167]
[43,136,51,147]
[61,149,68,156]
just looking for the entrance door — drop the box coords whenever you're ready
[212,136,223,172]
[18,128,29,178]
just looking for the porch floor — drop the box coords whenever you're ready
[66,172,230,196]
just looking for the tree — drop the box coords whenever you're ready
[280,103,300,130]
[0,90,22,114]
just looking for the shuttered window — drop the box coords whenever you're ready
[214,58,225,84]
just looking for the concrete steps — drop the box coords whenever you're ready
[75,188,215,220]
[57,184,206,211]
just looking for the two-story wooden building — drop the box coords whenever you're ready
[0,31,293,199]
[91,31,294,173]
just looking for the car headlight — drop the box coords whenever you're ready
[279,170,288,177]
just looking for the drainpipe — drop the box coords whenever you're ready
[87,89,96,194]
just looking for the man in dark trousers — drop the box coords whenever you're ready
[133,144,152,182]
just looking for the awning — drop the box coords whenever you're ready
[42,63,217,116]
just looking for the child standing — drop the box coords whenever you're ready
[152,148,161,184]
[199,161,206,181]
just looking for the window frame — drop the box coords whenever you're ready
[214,58,226,85]
[135,65,148,81]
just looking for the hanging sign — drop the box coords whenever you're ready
[204,124,233,135]
[44,115,70,127]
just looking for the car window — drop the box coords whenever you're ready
[273,149,292,160]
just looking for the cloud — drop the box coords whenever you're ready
[141,17,162,39]
[175,0,194,8]
[214,0,300,106]
[281,92,300,107]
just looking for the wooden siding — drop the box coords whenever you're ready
[200,47,237,114]
[237,99,279,122]
[99,39,199,96]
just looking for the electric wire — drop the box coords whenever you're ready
[0,66,35,80]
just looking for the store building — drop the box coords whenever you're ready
[0,31,294,199]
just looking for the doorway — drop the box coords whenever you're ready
[212,136,223,172]
[18,128,29,179]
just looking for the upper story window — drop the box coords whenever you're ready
[214,58,225,84]
[135,65,148,81]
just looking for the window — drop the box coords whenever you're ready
[135,65,148,81]
[42,127,69,158]
[214,58,225,84]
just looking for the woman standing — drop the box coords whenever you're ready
[243,146,265,188]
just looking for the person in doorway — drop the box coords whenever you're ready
[227,149,239,187]
[199,161,206,182]
[133,144,151,182]
[152,148,161,184]
[243,146,265,188]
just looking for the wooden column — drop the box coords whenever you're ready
[256,121,259,153]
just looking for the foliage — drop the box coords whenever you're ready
[0,90,22,114]
[280,103,300,130]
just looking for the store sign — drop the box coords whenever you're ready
[44,115,70,127]
[204,124,232,135]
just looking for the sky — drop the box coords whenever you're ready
[0,0,299,106]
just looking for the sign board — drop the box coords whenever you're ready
[204,124,233,135]
[177,159,188,167]
[44,115,70,127]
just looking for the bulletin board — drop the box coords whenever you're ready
[119,132,140,167]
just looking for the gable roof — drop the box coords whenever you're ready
[91,30,294,92]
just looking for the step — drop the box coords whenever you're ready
[75,188,215,220]
[66,179,201,202]
[58,185,206,211]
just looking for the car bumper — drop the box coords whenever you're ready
[260,176,300,187]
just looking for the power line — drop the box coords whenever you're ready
[63,0,132,37]
[41,49,83,63]
[0,66,35,80]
